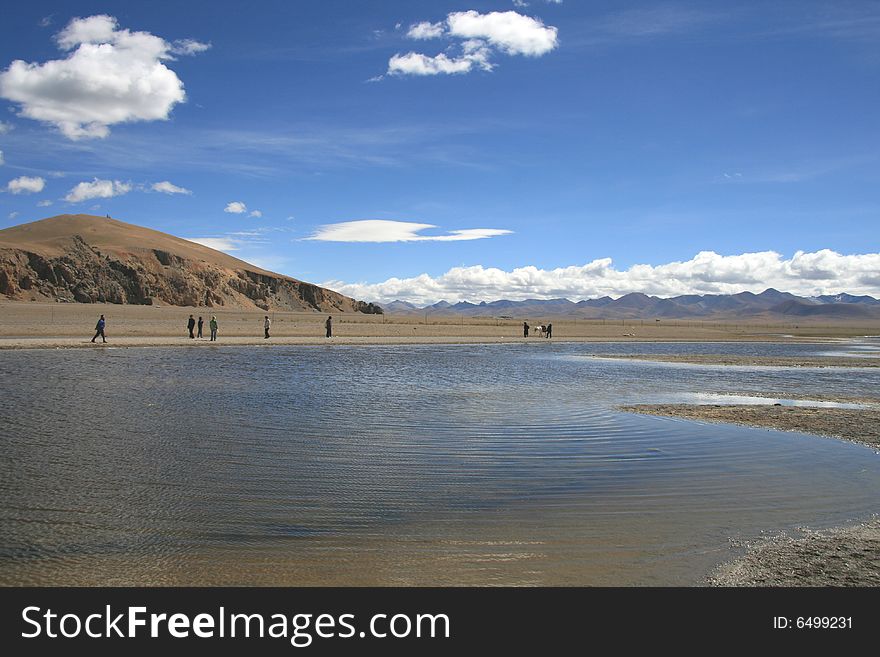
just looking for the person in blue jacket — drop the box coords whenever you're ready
[91,314,106,343]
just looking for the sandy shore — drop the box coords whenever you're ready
[596,353,880,368]
[709,519,880,586]
[2,300,879,349]
[620,403,880,448]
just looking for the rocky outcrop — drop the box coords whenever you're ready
[0,233,382,313]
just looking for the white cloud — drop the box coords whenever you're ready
[0,15,208,140]
[224,201,247,214]
[0,121,11,134]
[389,10,558,77]
[37,199,53,207]
[322,250,880,305]
[185,227,278,254]
[308,219,512,243]
[7,175,45,194]
[151,180,192,195]
[447,10,558,56]
[388,51,486,76]
[0,150,3,165]
[169,39,211,56]
[407,21,445,39]
[8,211,19,219]
[186,237,239,252]
[64,178,131,202]
[249,209,262,218]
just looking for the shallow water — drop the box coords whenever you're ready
[674,393,868,409]
[1,340,879,585]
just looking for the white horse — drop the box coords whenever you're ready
[533,325,547,337]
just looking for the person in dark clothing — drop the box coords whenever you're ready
[197,316,204,338]
[91,314,106,343]
[325,315,332,338]
[187,314,196,339]
[546,323,552,339]
[264,315,271,339]
[523,321,529,338]
[209,315,218,341]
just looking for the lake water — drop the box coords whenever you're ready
[1,340,879,585]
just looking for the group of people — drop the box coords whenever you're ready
[522,321,553,338]
[187,315,219,341]
[91,313,334,342]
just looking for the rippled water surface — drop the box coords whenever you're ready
[2,340,879,585]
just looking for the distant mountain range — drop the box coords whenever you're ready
[382,289,880,321]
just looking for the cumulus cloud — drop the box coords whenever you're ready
[37,199,53,207]
[322,250,880,305]
[389,10,558,76]
[308,219,512,243]
[8,211,19,219]
[64,178,131,202]
[0,15,208,140]
[0,121,11,134]
[249,209,262,218]
[7,175,45,194]
[151,180,191,195]
[224,201,247,214]
[388,51,489,75]
[407,21,446,39]
[0,150,4,165]
[447,10,558,55]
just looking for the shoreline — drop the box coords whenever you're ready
[0,335,856,351]
[709,518,880,586]
[619,403,880,449]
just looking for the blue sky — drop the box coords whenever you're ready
[1,1,879,303]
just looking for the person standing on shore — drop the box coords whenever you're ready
[187,314,196,339]
[91,314,106,343]
[209,315,218,341]
[325,315,332,338]
[523,321,529,338]
[197,316,204,339]
[546,323,552,339]
[264,315,271,339]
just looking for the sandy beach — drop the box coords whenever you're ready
[2,301,879,349]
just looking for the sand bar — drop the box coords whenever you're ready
[596,353,880,368]
[709,519,880,586]
[620,403,880,448]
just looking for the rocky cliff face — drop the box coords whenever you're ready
[0,218,381,313]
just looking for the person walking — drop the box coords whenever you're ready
[325,315,332,338]
[91,314,107,343]
[546,323,552,339]
[264,315,271,339]
[197,316,204,339]
[187,314,196,339]
[523,321,529,338]
[209,315,218,342]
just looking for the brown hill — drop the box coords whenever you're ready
[0,214,382,313]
